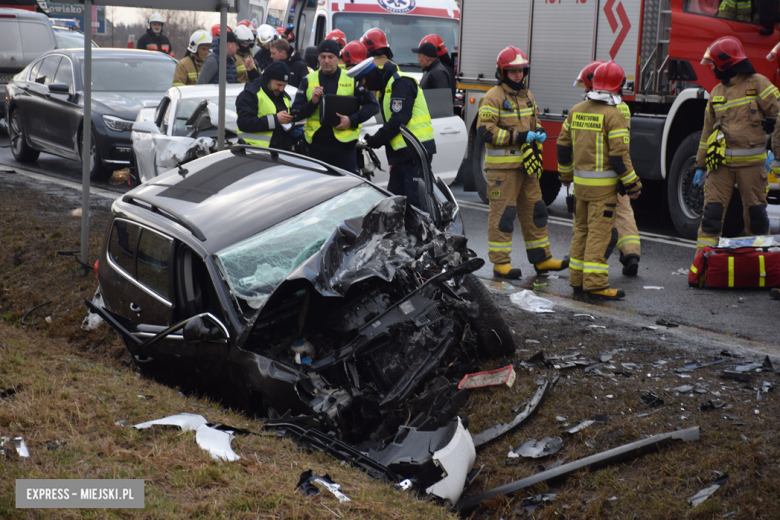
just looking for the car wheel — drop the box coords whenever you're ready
[79,128,111,181]
[540,170,561,206]
[8,109,40,163]
[461,274,516,359]
[667,132,704,239]
[471,136,489,203]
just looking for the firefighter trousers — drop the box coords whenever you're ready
[616,194,640,261]
[570,194,618,291]
[696,163,769,249]
[486,168,551,265]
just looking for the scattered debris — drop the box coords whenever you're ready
[722,370,751,382]
[115,419,131,427]
[520,350,554,369]
[70,208,82,217]
[196,425,240,462]
[699,400,727,412]
[464,465,484,488]
[458,365,515,390]
[643,286,664,290]
[720,350,741,358]
[762,356,775,372]
[512,436,564,459]
[566,415,607,434]
[134,413,208,431]
[14,436,30,458]
[136,395,154,399]
[21,300,53,326]
[472,378,557,448]
[521,492,557,514]
[688,475,728,507]
[574,314,594,320]
[671,385,694,393]
[296,470,351,503]
[676,359,726,373]
[396,479,412,491]
[733,362,762,372]
[640,391,665,408]
[81,288,104,331]
[762,381,773,393]
[672,268,688,275]
[458,427,701,513]
[656,318,679,328]
[0,386,18,399]
[510,290,555,313]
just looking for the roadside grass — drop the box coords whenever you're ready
[2,174,780,518]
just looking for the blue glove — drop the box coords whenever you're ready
[536,132,547,144]
[767,151,775,172]
[526,131,538,143]
[290,126,303,138]
[693,168,706,187]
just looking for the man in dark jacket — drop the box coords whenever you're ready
[292,40,380,173]
[269,39,309,88]
[136,12,174,57]
[413,41,454,101]
[236,62,296,151]
[198,31,260,85]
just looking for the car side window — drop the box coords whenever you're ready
[35,56,62,85]
[109,220,140,276]
[683,0,760,24]
[53,58,73,89]
[137,229,172,300]
[28,59,43,82]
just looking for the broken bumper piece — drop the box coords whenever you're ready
[457,426,700,513]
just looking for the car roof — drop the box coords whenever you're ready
[0,8,49,21]
[172,83,246,99]
[117,148,369,253]
[51,48,176,61]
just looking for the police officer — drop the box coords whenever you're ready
[235,25,258,83]
[347,51,436,208]
[414,35,455,102]
[172,30,212,87]
[413,39,453,100]
[477,46,569,279]
[136,13,174,57]
[325,29,347,67]
[236,62,295,151]
[291,40,379,172]
[558,61,642,300]
[575,61,641,276]
[694,37,780,249]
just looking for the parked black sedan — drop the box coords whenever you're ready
[5,48,176,180]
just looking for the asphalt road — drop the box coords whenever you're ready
[0,127,777,346]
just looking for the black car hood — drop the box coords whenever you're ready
[91,91,164,120]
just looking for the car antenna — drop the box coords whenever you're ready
[177,163,189,177]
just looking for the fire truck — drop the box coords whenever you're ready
[457,0,780,239]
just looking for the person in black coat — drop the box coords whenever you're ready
[413,41,454,102]
[136,12,174,57]
[269,39,310,88]
[236,62,297,151]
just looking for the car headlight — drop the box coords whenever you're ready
[102,115,135,132]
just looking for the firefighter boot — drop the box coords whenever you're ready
[587,288,626,300]
[770,288,780,300]
[534,256,570,275]
[622,255,639,276]
[494,263,522,279]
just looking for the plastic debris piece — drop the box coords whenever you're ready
[522,350,553,369]
[81,287,105,330]
[134,413,208,431]
[511,401,528,414]
[574,314,594,320]
[514,436,564,458]
[521,492,556,513]
[676,359,726,373]
[656,318,679,327]
[196,424,240,462]
[699,400,726,411]
[688,475,728,507]
[136,395,154,399]
[458,427,701,512]
[644,286,664,290]
[14,436,30,457]
[640,391,664,408]
[762,381,773,393]
[297,470,351,503]
[567,420,595,434]
[510,290,555,313]
[465,465,484,488]
[734,362,762,372]
[671,385,694,393]
[0,387,17,399]
[115,419,130,427]
[458,365,515,390]
[762,356,775,372]
[722,370,751,382]
[425,417,476,503]
[397,479,412,491]
[720,350,741,358]
[599,353,613,363]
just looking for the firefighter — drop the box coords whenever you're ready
[694,36,780,249]
[475,46,569,279]
[325,29,347,67]
[236,62,295,151]
[291,40,379,173]
[415,34,456,102]
[558,61,642,300]
[254,24,278,71]
[717,0,760,23]
[341,41,367,70]
[235,25,258,83]
[347,52,436,208]
[575,61,641,276]
[361,29,395,70]
[172,30,212,87]
[136,13,174,58]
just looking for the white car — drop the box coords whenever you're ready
[131,84,466,187]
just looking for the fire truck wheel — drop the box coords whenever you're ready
[667,132,704,239]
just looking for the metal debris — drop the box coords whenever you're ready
[671,385,694,393]
[14,436,30,458]
[196,425,240,462]
[296,470,351,503]
[640,391,665,408]
[513,436,564,459]
[655,318,679,327]
[458,427,701,513]
[566,415,607,434]
[676,359,726,373]
[722,370,751,382]
[688,475,728,507]
[458,365,515,389]
[699,400,727,411]
[734,362,762,372]
[521,492,556,513]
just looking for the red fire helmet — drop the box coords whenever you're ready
[325,29,347,50]
[361,28,388,54]
[341,40,368,68]
[592,61,626,94]
[575,60,605,91]
[701,36,747,71]
[211,24,232,38]
[495,46,529,81]
[419,34,448,57]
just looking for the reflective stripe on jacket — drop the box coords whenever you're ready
[237,88,290,147]
[172,55,203,87]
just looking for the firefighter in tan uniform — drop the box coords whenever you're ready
[558,62,642,300]
[575,61,641,276]
[717,0,760,22]
[478,46,569,278]
[172,30,212,87]
[694,37,780,249]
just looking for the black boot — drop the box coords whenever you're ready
[622,255,639,276]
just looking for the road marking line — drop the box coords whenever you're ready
[457,200,698,250]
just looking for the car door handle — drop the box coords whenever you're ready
[440,128,460,135]
[130,303,142,313]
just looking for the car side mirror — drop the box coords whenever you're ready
[304,45,318,69]
[183,316,223,342]
[48,83,70,94]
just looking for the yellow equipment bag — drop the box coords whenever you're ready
[705,130,726,171]
[522,141,543,179]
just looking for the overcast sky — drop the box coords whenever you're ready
[112,7,230,26]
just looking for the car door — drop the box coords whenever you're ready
[424,88,467,183]
[23,55,62,147]
[45,56,80,154]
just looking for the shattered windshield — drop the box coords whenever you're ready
[215,185,386,312]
